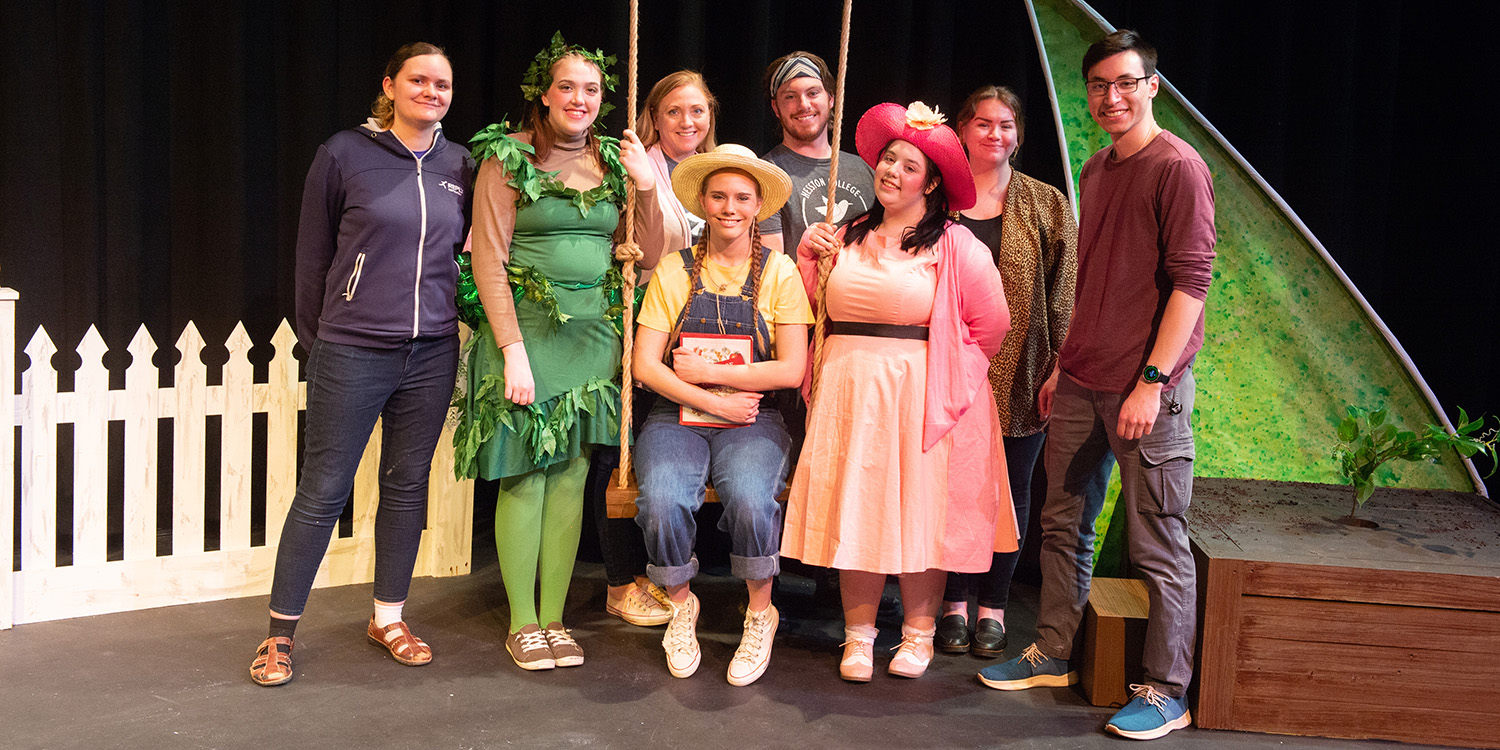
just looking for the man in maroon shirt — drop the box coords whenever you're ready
[978,30,1216,741]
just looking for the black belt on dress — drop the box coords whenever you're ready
[827,320,929,340]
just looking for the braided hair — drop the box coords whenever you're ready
[744,222,770,357]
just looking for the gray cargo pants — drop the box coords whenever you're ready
[1034,367,1198,697]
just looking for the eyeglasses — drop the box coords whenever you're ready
[1085,76,1151,97]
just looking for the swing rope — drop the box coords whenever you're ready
[613,0,852,492]
[615,0,642,490]
[811,0,854,404]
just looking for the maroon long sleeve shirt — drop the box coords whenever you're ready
[1059,131,1217,394]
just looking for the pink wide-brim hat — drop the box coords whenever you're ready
[854,101,976,211]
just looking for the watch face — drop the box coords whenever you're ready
[1143,365,1161,382]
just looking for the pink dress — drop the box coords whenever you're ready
[782,232,1009,574]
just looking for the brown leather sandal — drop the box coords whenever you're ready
[250,636,294,686]
[367,616,432,666]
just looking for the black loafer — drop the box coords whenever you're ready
[971,618,1007,658]
[936,614,970,654]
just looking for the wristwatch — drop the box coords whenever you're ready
[1141,365,1171,386]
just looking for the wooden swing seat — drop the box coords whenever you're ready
[605,466,794,519]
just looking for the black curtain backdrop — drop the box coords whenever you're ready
[1,1,1494,469]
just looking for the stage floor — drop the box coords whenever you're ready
[4,538,1456,750]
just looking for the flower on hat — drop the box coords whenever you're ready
[904,101,946,130]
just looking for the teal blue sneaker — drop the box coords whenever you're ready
[976,643,1077,690]
[1105,684,1192,740]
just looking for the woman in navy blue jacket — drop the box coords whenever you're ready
[250,42,475,686]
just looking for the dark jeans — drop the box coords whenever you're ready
[944,431,1114,610]
[586,444,650,587]
[583,387,658,588]
[268,336,458,616]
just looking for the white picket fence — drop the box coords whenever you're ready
[1,288,474,629]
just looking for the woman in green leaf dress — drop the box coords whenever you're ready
[457,33,667,671]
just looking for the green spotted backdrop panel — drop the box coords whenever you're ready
[1029,0,1474,492]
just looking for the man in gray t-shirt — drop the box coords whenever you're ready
[757,51,875,257]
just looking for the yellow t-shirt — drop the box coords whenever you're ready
[638,249,814,351]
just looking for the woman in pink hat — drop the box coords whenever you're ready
[781,102,1017,681]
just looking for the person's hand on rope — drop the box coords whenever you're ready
[804,221,843,259]
[618,129,655,191]
[713,391,763,424]
[500,340,536,406]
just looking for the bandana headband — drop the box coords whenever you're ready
[770,56,823,96]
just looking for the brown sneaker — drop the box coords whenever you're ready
[605,582,673,626]
[543,622,585,667]
[506,624,555,671]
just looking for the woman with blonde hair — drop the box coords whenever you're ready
[635,69,720,249]
[632,144,809,686]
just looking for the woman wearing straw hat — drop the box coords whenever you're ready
[781,102,1017,682]
[631,144,811,686]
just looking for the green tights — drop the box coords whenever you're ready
[494,456,588,632]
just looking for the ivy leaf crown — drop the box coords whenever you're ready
[519,31,620,127]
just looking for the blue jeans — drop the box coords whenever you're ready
[268,336,459,616]
[633,403,790,587]
[1035,368,1198,697]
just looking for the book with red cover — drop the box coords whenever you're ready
[677,332,753,427]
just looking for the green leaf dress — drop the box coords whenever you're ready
[455,125,632,480]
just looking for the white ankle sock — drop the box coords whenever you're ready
[373,599,404,628]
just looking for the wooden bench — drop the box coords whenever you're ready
[1079,577,1150,708]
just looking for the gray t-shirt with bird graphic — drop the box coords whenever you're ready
[757,144,875,257]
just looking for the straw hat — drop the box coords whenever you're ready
[671,144,793,222]
[854,101,977,211]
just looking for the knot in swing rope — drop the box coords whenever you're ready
[614,242,644,263]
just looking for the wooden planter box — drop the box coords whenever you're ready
[1188,478,1500,749]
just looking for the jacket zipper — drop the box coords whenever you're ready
[343,252,367,301]
[412,153,428,338]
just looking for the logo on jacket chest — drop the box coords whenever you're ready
[438,180,465,197]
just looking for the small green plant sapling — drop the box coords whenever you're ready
[1333,406,1498,526]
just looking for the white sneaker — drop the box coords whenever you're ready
[727,605,779,686]
[663,594,701,678]
[606,582,673,626]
